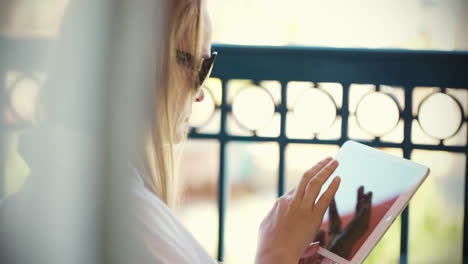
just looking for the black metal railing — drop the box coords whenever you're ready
[189,44,468,263]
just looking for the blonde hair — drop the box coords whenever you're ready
[139,0,204,207]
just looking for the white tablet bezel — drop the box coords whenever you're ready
[316,141,430,264]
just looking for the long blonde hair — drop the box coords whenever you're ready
[139,0,204,207]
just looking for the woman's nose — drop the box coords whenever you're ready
[195,88,205,102]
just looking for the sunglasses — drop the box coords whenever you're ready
[176,49,218,92]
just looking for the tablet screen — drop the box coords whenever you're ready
[317,141,428,262]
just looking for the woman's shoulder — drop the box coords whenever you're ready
[129,167,217,264]
[129,168,175,226]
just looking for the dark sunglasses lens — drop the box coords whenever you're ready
[198,60,215,87]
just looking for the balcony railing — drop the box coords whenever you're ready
[188,44,468,263]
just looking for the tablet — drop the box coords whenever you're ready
[316,140,430,264]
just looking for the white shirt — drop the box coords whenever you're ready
[131,170,218,264]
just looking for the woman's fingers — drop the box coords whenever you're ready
[358,186,364,200]
[294,157,333,200]
[315,176,341,217]
[328,198,342,234]
[257,158,343,264]
[364,192,373,207]
[357,189,373,216]
[356,186,364,211]
[283,186,296,197]
[303,160,339,205]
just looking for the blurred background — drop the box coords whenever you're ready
[1,0,467,263]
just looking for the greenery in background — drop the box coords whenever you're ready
[365,217,401,264]
[409,176,463,263]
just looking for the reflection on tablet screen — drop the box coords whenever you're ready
[318,141,427,261]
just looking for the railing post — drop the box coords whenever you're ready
[400,85,414,264]
[278,80,289,197]
[217,79,228,262]
[340,82,350,144]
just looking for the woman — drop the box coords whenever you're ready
[132,0,342,263]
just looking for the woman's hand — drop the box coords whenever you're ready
[327,186,373,259]
[255,157,341,264]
